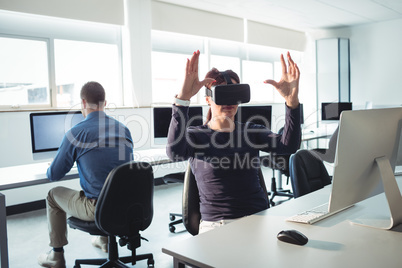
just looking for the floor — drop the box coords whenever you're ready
[6,167,291,268]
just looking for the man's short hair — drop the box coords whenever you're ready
[80,81,106,106]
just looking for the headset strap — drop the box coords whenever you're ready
[221,71,233,84]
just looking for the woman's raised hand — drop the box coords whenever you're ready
[177,50,215,101]
[264,52,300,109]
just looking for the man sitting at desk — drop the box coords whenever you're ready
[38,82,133,268]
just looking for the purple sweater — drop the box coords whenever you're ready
[167,104,301,221]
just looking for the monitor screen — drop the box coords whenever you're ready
[153,106,203,139]
[30,111,84,154]
[321,102,352,121]
[235,105,272,128]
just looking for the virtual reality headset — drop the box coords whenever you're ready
[205,71,250,105]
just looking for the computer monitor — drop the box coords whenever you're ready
[152,106,203,146]
[329,107,402,229]
[235,105,272,128]
[321,102,352,121]
[30,111,84,160]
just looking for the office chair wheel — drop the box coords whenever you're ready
[169,225,176,233]
[169,214,176,221]
[147,258,155,267]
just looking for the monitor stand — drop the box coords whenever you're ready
[351,156,402,230]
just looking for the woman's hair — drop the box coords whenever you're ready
[205,68,240,85]
[204,68,240,123]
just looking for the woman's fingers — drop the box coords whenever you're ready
[185,58,190,75]
[287,52,294,75]
[280,54,287,75]
[188,50,200,74]
[295,63,300,79]
[191,51,197,73]
[264,79,279,88]
[200,78,216,87]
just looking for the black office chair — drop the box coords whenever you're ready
[261,127,294,206]
[289,149,332,198]
[182,163,269,236]
[162,172,185,233]
[263,152,293,206]
[67,161,155,268]
[311,126,339,163]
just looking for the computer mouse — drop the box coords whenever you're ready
[277,229,308,245]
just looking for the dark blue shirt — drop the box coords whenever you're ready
[47,111,133,199]
[167,105,301,221]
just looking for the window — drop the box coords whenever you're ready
[151,51,208,104]
[54,39,121,108]
[151,52,189,104]
[0,36,50,107]
[0,11,122,110]
[210,55,241,75]
[242,60,273,103]
[151,31,303,105]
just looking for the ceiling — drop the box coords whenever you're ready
[156,0,402,32]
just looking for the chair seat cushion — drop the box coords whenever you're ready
[67,217,105,236]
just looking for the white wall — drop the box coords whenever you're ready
[308,18,402,109]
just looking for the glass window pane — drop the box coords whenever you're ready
[151,51,207,104]
[210,55,240,75]
[54,39,121,108]
[0,37,49,107]
[242,60,274,103]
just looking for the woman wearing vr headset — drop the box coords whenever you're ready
[167,50,301,233]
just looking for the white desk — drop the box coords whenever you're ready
[302,129,332,149]
[0,148,180,191]
[0,162,79,191]
[162,177,402,268]
[302,131,332,142]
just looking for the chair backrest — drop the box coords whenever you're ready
[95,161,154,237]
[270,126,295,177]
[289,149,332,198]
[182,163,269,236]
[312,126,339,163]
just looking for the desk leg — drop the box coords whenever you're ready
[0,193,9,268]
[173,257,186,268]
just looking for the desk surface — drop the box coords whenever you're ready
[302,127,333,142]
[162,177,402,268]
[0,148,171,190]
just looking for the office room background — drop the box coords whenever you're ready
[1,0,402,207]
